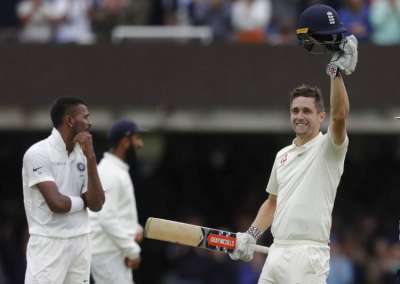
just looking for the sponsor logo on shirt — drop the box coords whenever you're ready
[280,153,288,166]
[77,162,86,172]
[33,167,42,172]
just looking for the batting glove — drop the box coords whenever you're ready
[229,232,256,262]
[327,34,358,78]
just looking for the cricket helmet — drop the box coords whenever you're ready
[296,4,347,53]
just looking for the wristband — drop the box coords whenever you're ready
[69,196,85,213]
[246,225,263,240]
[326,63,341,79]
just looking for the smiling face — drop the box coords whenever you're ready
[290,96,326,139]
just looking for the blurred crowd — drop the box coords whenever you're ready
[158,215,400,284]
[0,0,399,44]
[1,202,399,284]
[2,132,399,283]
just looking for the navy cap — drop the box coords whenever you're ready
[296,4,346,36]
[108,119,144,145]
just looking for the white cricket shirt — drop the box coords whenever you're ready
[22,128,89,238]
[267,129,348,243]
[89,153,141,259]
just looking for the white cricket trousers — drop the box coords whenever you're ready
[91,251,134,284]
[258,240,330,284]
[25,234,91,284]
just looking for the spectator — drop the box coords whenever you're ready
[339,0,372,42]
[327,241,354,284]
[52,0,95,44]
[124,0,153,25]
[370,0,400,45]
[91,0,153,41]
[160,0,194,25]
[300,0,342,11]
[369,238,399,284]
[192,0,233,41]
[91,0,130,42]
[268,0,299,45]
[231,0,272,42]
[17,0,55,43]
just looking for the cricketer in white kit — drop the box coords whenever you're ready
[22,97,105,284]
[229,37,358,283]
[89,119,144,284]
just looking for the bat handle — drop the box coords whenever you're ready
[251,244,269,254]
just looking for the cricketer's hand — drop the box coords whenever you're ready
[125,256,141,270]
[229,232,256,262]
[327,34,358,77]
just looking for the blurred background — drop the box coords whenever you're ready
[0,0,400,283]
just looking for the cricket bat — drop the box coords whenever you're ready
[144,217,269,255]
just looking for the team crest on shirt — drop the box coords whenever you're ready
[280,153,288,166]
[77,162,86,172]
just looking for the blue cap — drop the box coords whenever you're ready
[108,119,144,145]
[296,4,346,36]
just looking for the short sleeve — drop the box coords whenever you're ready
[327,127,349,153]
[97,164,115,193]
[324,128,349,176]
[23,148,55,188]
[266,157,279,195]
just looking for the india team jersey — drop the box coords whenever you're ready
[22,128,89,238]
[267,129,348,243]
[89,153,140,258]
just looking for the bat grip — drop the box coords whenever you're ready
[251,244,269,254]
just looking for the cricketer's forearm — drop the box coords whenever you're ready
[330,75,349,122]
[83,156,105,211]
[330,75,349,145]
[250,194,277,235]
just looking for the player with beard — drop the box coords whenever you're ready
[22,97,105,283]
[89,119,145,284]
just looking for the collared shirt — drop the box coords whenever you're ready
[89,153,140,259]
[266,129,348,243]
[22,128,89,238]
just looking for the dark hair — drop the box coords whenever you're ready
[289,84,325,112]
[50,97,87,128]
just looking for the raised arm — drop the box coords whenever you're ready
[326,34,358,144]
[74,131,105,211]
[330,75,349,145]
